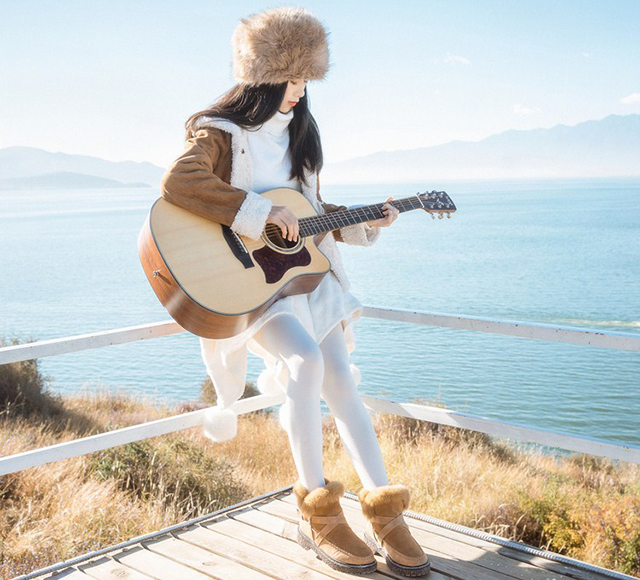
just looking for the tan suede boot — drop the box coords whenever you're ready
[293,480,377,575]
[358,484,430,577]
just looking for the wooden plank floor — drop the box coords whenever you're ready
[40,489,627,580]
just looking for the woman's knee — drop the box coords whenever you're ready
[321,359,359,401]
[286,340,324,384]
[252,314,324,384]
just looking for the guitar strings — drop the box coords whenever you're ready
[262,196,436,238]
[263,204,392,238]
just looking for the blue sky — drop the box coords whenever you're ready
[1,0,639,167]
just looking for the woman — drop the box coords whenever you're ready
[160,7,430,577]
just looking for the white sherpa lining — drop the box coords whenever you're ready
[339,223,381,247]
[231,190,273,240]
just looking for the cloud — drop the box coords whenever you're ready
[582,52,590,58]
[620,93,640,104]
[443,53,471,66]
[513,104,541,115]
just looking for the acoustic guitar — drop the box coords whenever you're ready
[138,188,456,339]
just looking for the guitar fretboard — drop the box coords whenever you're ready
[297,195,439,237]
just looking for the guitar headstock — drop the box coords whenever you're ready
[416,191,457,219]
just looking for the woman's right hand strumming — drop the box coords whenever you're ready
[267,205,299,241]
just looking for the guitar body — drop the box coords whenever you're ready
[138,188,331,339]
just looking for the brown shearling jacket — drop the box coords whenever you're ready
[160,128,347,241]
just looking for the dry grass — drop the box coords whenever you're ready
[1,387,639,578]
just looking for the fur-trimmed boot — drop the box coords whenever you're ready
[358,484,430,577]
[293,480,377,575]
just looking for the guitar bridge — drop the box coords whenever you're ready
[221,225,254,269]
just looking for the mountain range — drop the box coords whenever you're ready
[0,147,164,190]
[323,113,640,183]
[1,114,638,189]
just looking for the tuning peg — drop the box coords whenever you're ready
[446,213,451,219]
[431,213,436,220]
[438,212,444,219]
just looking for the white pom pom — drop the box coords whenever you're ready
[256,366,280,395]
[256,359,288,396]
[202,407,238,442]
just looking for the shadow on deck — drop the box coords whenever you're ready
[31,487,632,580]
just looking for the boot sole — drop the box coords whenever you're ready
[297,527,377,575]
[364,532,431,577]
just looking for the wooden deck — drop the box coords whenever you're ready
[41,488,627,580]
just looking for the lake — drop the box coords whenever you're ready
[1,178,638,453]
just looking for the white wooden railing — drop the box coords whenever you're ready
[1,306,639,477]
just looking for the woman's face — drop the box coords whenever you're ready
[279,79,307,113]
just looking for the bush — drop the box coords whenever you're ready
[374,398,517,463]
[199,378,271,414]
[589,494,640,574]
[88,435,248,519]
[0,337,63,419]
[514,474,585,553]
[566,452,619,491]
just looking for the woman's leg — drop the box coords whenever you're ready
[319,325,431,575]
[254,317,380,573]
[319,323,389,490]
[251,314,326,491]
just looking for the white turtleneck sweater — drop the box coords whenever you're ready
[246,109,301,194]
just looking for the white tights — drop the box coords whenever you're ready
[251,314,389,492]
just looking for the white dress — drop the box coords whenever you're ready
[199,110,364,440]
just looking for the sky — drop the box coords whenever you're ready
[1,0,639,168]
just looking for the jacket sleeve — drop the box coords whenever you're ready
[316,175,380,246]
[160,128,272,240]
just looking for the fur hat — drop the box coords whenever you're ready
[231,7,330,85]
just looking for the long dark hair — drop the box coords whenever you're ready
[185,82,323,186]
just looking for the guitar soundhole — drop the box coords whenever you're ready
[264,226,299,250]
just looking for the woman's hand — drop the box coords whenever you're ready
[267,205,299,241]
[367,196,399,227]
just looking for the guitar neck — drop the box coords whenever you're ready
[298,195,431,238]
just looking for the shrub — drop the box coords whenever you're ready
[588,494,640,574]
[566,452,619,491]
[199,378,271,414]
[88,435,248,519]
[0,337,63,419]
[374,398,517,463]
[514,474,585,553]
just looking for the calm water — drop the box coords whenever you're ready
[1,179,638,451]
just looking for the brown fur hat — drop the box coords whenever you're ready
[231,7,330,85]
[293,479,344,519]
